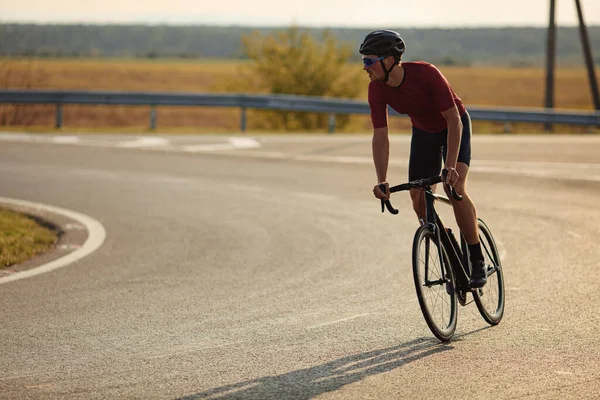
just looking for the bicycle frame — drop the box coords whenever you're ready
[421,186,472,292]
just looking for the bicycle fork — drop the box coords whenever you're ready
[422,224,450,289]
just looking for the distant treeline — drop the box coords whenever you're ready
[1,24,600,66]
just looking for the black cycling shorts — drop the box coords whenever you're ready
[408,111,472,181]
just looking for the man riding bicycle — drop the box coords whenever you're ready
[361,29,487,288]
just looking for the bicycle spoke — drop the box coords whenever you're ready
[473,222,505,325]
[419,238,451,329]
[479,234,495,265]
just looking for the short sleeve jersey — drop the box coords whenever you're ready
[368,61,466,133]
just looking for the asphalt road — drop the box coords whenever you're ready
[1,133,600,399]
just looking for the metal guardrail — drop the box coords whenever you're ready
[1,89,599,132]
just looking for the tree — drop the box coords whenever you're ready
[228,26,363,131]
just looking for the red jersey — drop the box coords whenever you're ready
[368,61,466,133]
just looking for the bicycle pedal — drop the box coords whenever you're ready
[457,290,467,306]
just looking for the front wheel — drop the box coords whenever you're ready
[412,225,457,342]
[473,219,505,325]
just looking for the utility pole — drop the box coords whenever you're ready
[544,0,599,132]
[544,0,557,131]
[575,0,600,111]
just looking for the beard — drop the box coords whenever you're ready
[367,71,383,82]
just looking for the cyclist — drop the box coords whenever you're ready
[361,29,487,288]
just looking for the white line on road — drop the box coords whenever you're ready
[52,136,80,144]
[118,137,170,148]
[0,198,106,285]
[182,137,261,152]
[229,137,261,149]
[4,132,600,181]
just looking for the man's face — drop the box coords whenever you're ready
[362,55,390,82]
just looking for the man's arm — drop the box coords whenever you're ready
[372,126,390,198]
[441,106,463,185]
[367,81,390,198]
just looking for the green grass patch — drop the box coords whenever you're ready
[0,208,58,268]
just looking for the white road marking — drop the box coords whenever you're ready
[307,313,372,329]
[182,143,235,152]
[182,137,261,152]
[0,198,106,285]
[4,132,600,181]
[229,137,261,149]
[52,136,80,144]
[118,137,170,148]
[0,133,38,142]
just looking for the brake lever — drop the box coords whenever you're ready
[441,169,463,201]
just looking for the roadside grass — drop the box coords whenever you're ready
[0,208,58,268]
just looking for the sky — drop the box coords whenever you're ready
[1,0,599,28]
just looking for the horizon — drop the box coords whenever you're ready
[3,21,600,30]
[2,0,600,29]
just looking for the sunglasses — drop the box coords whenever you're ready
[362,56,386,67]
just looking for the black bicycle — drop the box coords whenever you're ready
[380,170,505,341]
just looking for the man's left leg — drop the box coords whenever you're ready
[445,162,487,287]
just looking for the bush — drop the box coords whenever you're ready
[222,26,363,131]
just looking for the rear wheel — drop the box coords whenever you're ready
[473,219,505,325]
[412,225,458,341]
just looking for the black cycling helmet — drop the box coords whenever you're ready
[359,30,406,83]
[359,30,406,58]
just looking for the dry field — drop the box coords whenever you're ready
[1,58,599,133]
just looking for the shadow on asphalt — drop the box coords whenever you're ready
[178,336,455,400]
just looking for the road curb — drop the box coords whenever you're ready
[0,197,106,285]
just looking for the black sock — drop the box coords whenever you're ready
[468,242,484,264]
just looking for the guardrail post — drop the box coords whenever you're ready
[503,121,512,133]
[55,104,62,129]
[328,113,336,134]
[150,106,157,131]
[240,107,247,133]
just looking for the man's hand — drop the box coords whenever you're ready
[444,166,459,186]
[373,182,390,200]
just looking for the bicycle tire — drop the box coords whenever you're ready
[473,219,505,325]
[412,224,458,342]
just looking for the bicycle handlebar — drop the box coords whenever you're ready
[379,169,463,215]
